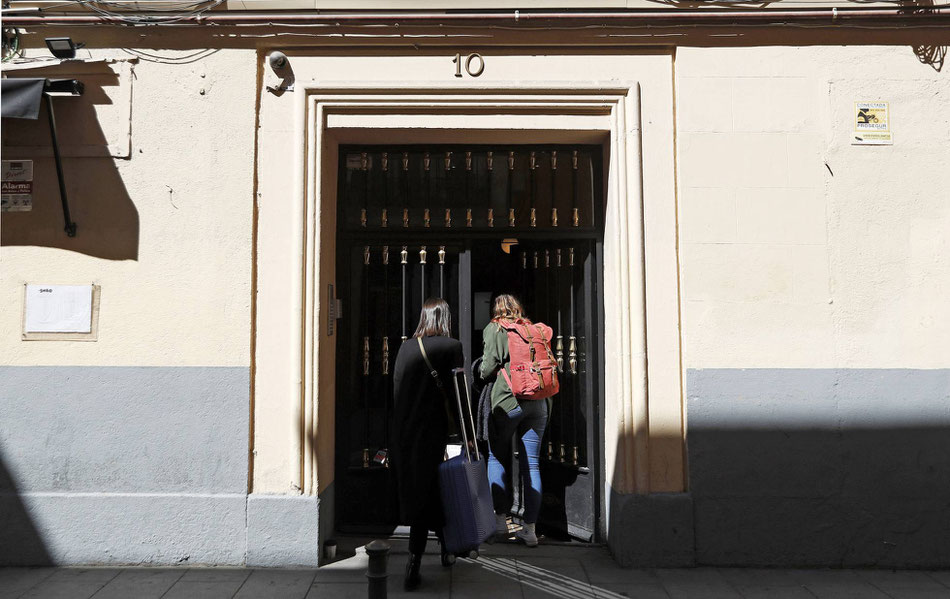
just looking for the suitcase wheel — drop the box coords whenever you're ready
[468,550,479,559]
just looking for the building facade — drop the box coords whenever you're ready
[1,2,948,568]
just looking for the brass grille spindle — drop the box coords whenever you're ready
[551,151,559,227]
[572,150,580,227]
[360,152,368,228]
[529,151,537,228]
[400,246,408,342]
[423,152,431,228]
[402,151,410,228]
[569,247,578,376]
[382,244,391,376]
[362,336,370,377]
[444,152,453,227]
[486,151,494,227]
[380,152,389,228]
[465,151,473,227]
[508,151,516,227]
[362,243,371,469]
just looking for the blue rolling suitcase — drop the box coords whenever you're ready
[438,367,496,557]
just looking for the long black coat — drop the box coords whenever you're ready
[391,335,464,528]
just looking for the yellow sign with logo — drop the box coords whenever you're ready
[853,101,892,145]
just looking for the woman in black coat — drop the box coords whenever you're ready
[392,297,463,591]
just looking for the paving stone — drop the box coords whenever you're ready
[789,569,862,584]
[856,571,950,599]
[517,557,590,585]
[717,568,804,587]
[90,568,185,599]
[522,580,590,598]
[583,562,661,585]
[453,557,521,583]
[162,580,249,599]
[925,571,950,588]
[733,585,816,599]
[519,573,592,598]
[0,567,56,599]
[312,553,369,582]
[46,568,122,583]
[590,583,672,599]
[656,568,743,599]
[19,581,109,599]
[232,569,317,599]
[178,568,252,582]
[453,581,525,599]
[803,581,891,599]
[304,582,364,599]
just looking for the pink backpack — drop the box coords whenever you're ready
[494,319,560,400]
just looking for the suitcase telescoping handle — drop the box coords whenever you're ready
[451,367,481,463]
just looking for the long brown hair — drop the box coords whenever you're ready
[412,297,453,337]
[492,294,528,322]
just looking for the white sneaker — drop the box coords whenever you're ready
[495,513,509,537]
[516,523,538,548]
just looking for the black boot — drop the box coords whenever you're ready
[404,553,422,591]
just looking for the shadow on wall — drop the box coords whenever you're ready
[0,452,52,566]
[2,62,139,260]
[907,0,947,71]
[686,368,950,568]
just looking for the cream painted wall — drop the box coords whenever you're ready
[6,28,944,505]
[1,49,257,369]
[676,46,950,370]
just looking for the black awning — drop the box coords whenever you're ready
[2,76,84,236]
[1,78,47,120]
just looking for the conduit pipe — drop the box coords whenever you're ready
[3,8,950,26]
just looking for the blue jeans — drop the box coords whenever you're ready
[487,399,548,524]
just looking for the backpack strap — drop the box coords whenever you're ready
[417,336,456,432]
[536,324,557,365]
[499,365,514,391]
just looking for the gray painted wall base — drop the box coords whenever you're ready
[0,492,247,566]
[247,494,320,567]
[0,493,324,567]
[607,490,695,567]
[688,368,950,568]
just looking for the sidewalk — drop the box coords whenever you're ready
[2,540,948,599]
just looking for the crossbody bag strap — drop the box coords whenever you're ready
[417,336,456,431]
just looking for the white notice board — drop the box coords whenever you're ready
[24,285,95,334]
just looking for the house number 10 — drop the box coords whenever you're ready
[453,53,485,78]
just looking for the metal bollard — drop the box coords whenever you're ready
[365,540,390,599]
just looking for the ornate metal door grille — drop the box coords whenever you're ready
[336,145,604,542]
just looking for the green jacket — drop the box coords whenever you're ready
[478,321,520,414]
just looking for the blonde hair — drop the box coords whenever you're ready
[492,294,527,322]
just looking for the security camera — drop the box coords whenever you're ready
[268,51,288,71]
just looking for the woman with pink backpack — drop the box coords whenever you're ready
[478,294,559,547]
